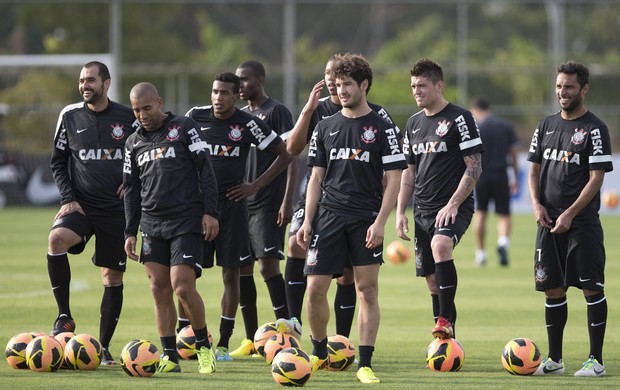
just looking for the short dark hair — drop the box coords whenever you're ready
[410,58,443,84]
[83,61,111,81]
[470,96,490,111]
[214,72,240,94]
[330,53,373,94]
[556,61,589,88]
[237,60,265,79]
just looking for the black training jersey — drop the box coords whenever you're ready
[527,111,613,220]
[242,98,294,212]
[307,110,407,220]
[477,114,518,173]
[403,103,484,212]
[122,113,218,238]
[186,106,283,200]
[51,100,139,216]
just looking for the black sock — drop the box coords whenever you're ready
[334,283,356,337]
[358,345,375,368]
[266,274,289,320]
[177,317,190,334]
[431,294,439,322]
[161,335,179,363]
[586,292,607,364]
[99,284,123,349]
[435,260,457,320]
[239,274,258,339]
[284,257,306,324]
[194,326,211,349]
[310,336,328,360]
[545,296,567,362]
[217,317,235,349]
[47,253,72,317]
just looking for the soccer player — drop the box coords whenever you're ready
[227,60,298,357]
[529,61,612,377]
[123,82,218,374]
[296,53,407,384]
[280,54,401,340]
[186,72,292,361]
[469,97,519,267]
[48,61,139,366]
[395,58,483,340]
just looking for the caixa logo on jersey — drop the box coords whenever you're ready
[136,147,177,167]
[543,148,580,165]
[79,148,123,161]
[329,148,370,162]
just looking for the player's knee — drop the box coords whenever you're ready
[48,231,71,253]
[222,267,240,286]
[101,268,123,286]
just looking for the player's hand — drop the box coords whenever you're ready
[533,204,553,229]
[54,201,85,220]
[226,182,259,202]
[296,223,312,250]
[116,184,125,199]
[125,236,139,261]
[277,202,293,227]
[435,203,458,228]
[550,211,573,234]
[365,223,384,249]
[202,214,219,241]
[305,80,325,112]
[395,213,411,241]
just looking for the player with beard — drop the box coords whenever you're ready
[185,72,292,361]
[297,53,406,384]
[48,61,139,366]
[124,82,218,374]
[529,61,612,377]
[279,54,401,341]
[395,58,483,341]
[225,60,298,357]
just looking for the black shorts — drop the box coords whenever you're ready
[413,205,473,277]
[474,171,510,215]
[51,211,126,272]
[534,221,605,292]
[288,206,305,237]
[140,232,204,277]
[203,198,251,268]
[304,207,383,276]
[249,211,286,260]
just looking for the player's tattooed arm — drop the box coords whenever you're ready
[449,153,482,207]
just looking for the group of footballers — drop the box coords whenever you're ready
[45,53,611,383]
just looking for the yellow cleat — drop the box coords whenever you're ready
[229,338,256,357]
[357,366,380,384]
[197,346,216,374]
[157,355,181,373]
[310,355,328,373]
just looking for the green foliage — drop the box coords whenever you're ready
[2,208,620,388]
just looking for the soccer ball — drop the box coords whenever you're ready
[120,339,160,377]
[426,338,464,372]
[64,333,102,370]
[254,322,279,357]
[264,333,302,365]
[176,325,213,360]
[54,331,75,369]
[25,335,64,372]
[271,347,313,386]
[326,334,356,371]
[602,189,619,208]
[386,240,410,264]
[501,338,542,375]
[6,332,35,369]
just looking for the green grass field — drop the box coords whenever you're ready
[1,207,619,389]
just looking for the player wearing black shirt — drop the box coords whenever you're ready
[228,60,298,357]
[186,72,292,361]
[396,58,483,341]
[123,82,218,374]
[297,54,406,384]
[470,97,519,267]
[48,61,139,366]
[280,55,402,341]
[528,62,612,377]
